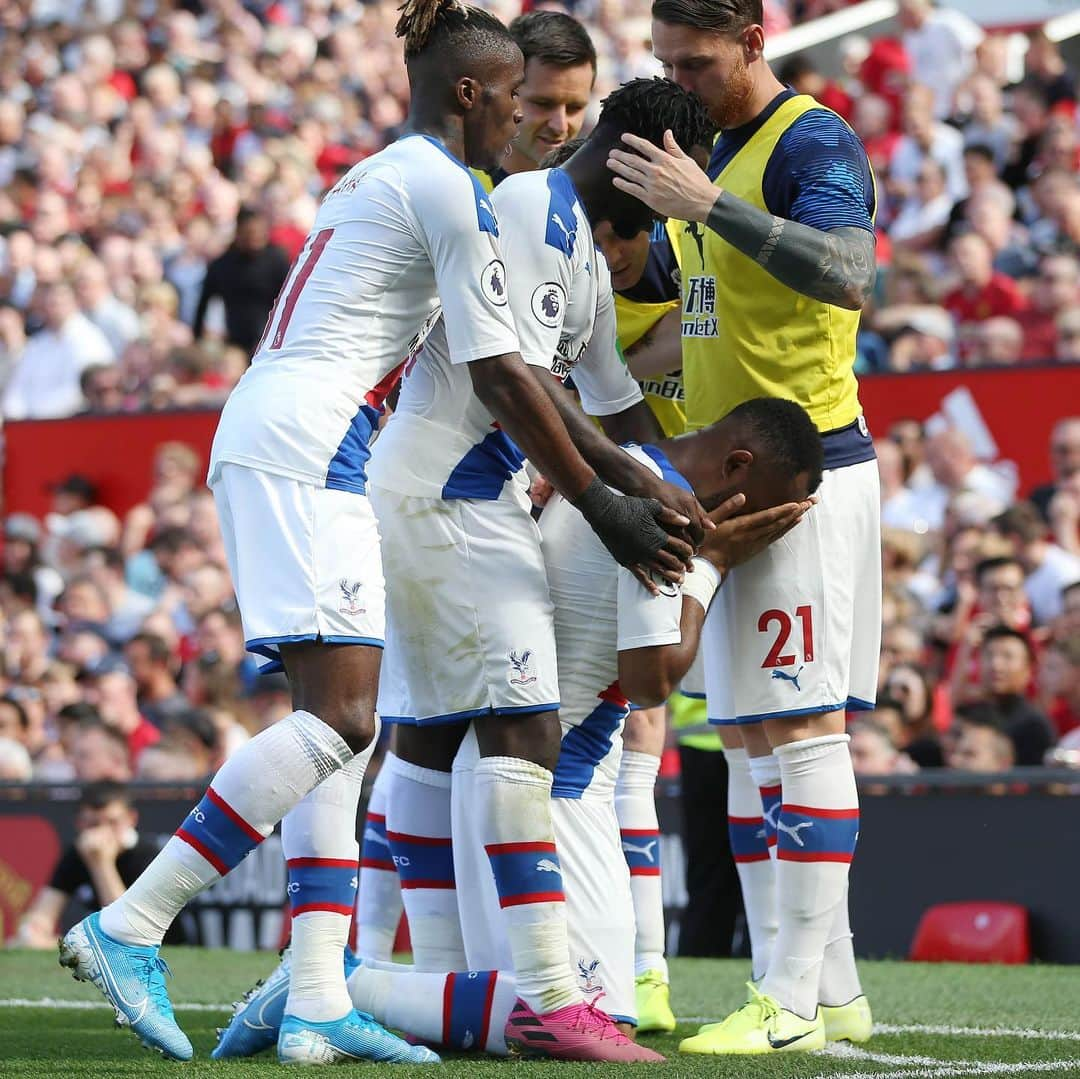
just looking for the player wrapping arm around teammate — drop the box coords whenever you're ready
[344,399,819,1057]
[58,0,691,1066]
[607,0,880,1056]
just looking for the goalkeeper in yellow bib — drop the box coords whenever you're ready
[608,0,881,1057]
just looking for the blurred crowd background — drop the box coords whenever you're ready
[0,0,1078,792]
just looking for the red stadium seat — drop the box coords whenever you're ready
[910,902,1030,964]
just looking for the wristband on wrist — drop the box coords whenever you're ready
[681,557,723,611]
[570,475,611,518]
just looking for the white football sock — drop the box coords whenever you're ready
[475,755,581,1015]
[284,732,376,1024]
[99,711,351,946]
[348,964,516,1055]
[724,747,778,982]
[819,883,863,1007]
[615,750,667,979]
[762,734,859,1020]
[385,754,465,971]
[355,755,403,962]
[748,751,782,860]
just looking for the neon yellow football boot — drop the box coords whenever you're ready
[679,983,825,1055]
[634,970,676,1034]
[821,994,873,1043]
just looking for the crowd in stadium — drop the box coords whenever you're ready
[0,0,1078,790]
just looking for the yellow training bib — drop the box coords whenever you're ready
[679,95,866,434]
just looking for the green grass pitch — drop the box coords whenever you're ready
[1,950,1078,1077]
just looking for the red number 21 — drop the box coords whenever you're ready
[759,605,814,668]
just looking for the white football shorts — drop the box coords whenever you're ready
[704,458,882,724]
[369,487,559,724]
[211,463,385,672]
[451,728,637,1025]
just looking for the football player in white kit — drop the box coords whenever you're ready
[346,398,821,1055]
[60,2,692,1066]
[363,77,714,1064]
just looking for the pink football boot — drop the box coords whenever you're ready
[504,997,666,1062]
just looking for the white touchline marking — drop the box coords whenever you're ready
[874,1023,1080,1044]
[0,998,228,1012]
[805,1063,1079,1079]
[676,1017,1080,1043]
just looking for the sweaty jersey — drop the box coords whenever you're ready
[613,218,686,437]
[209,135,518,493]
[540,444,690,800]
[679,91,875,438]
[367,168,642,501]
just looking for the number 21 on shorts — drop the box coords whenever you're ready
[759,606,814,668]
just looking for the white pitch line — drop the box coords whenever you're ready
[0,997,228,1012]
[805,1062,1080,1079]
[874,1022,1080,1044]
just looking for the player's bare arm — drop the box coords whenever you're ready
[537,371,707,552]
[623,305,683,379]
[597,399,665,445]
[469,353,694,577]
[608,131,876,311]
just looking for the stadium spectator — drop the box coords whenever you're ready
[908,428,1013,531]
[969,626,1055,765]
[992,502,1080,625]
[192,205,289,353]
[897,0,982,120]
[73,258,140,357]
[79,363,125,414]
[3,514,63,619]
[966,317,1024,368]
[947,708,1015,775]
[1057,309,1080,363]
[0,737,33,781]
[943,233,1028,349]
[13,781,188,948]
[890,159,955,251]
[70,720,132,783]
[80,546,155,642]
[1017,255,1080,360]
[0,695,30,748]
[1029,417,1080,522]
[2,282,114,419]
[124,632,188,728]
[1038,637,1080,739]
[891,85,968,207]
[881,663,944,767]
[959,79,1017,171]
[79,657,161,767]
[849,719,918,780]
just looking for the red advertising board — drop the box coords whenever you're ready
[3,366,1079,520]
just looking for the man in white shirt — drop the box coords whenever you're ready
[3,283,114,419]
[73,258,141,357]
[898,0,983,120]
[993,502,1080,625]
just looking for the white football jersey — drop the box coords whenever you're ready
[366,168,643,501]
[539,444,691,800]
[209,135,519,493]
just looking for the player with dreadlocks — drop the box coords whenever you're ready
[59,0,695,1065]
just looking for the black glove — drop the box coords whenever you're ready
[572,477,668,568]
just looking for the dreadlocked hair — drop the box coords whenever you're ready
[597,77,714,156]
[396,0,512,60]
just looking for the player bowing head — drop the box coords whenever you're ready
[397,0,524,172]
[564,77,714,241]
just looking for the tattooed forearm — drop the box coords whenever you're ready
[705,192,876,310]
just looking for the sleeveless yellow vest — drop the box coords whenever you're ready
[678,94,866,434]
